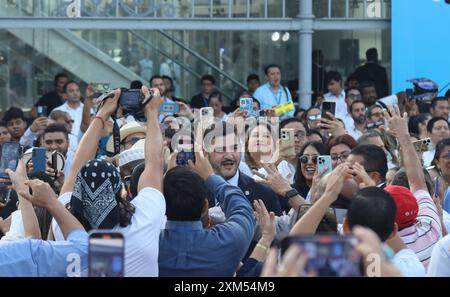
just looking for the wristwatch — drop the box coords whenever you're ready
[284,188,299,200]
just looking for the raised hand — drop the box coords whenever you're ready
[253,163,292,196]
[18,179,57,209]
[351,162,376,188]
[381,104,409,137]
[253,199,276,242]
[261,246,308,277]
[30,117,49,133]
[320,113,346,136]
[323,163,352,200]
[188,151,215,180]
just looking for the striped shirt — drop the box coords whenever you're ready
[398,190,442,270]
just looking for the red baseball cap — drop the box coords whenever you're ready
[384,185,419,229]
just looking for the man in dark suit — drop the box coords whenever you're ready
[353,48,389,98]
[190,75,216,109]
[203,122,283,216]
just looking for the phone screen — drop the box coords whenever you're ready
[175,136,195,167]
[239,98,253,112]
[88,232,125,277]
[160,102,180,114]
[36,106,48,117]
[281,235,362,277]
[0,142,21,178]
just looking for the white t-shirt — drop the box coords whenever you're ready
[0,210,25,242]
[391,248,426,277]
[51,187,166,277]
[427,234,450,276]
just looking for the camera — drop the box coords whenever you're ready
[119,89,145,113]
[405,78,438,103]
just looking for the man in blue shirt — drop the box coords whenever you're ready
[159,152,255,277]
[0,179,88,276]
[253,64,294,119]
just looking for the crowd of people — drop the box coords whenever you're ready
[0,47,449,277]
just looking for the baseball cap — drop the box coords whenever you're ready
[384,185,419,229]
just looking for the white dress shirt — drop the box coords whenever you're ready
[226,170,240,187]
[347,122,364,141]
[53,102,84,140]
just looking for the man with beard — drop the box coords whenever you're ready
[359,81,378,107]
[347,100,367,141]
[203,122,283,216]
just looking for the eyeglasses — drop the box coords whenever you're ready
[121,137,143,146]
[330,151,351,162]
[308,114,321,121]
[299,155,318,164]
[370,112,384,118]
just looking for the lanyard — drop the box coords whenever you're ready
[268,84,283,105]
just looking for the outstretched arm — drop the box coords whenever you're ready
[137,87,165,193]
[20,179,84,240]
[289,164,350,236]
[61,90,120,195]
[383,105,427,193]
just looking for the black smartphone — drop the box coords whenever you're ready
[0,184,11,205]
[281,235,362,277]
[321,101,336,120]
[36,105,48,117]
[0,142,22,178]
[88,231,125,277]
[51,151,58,177]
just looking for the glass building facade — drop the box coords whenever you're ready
[0,0,391,112]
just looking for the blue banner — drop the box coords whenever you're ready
[392,0,450,94]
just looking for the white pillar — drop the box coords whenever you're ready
[298,0,314,109]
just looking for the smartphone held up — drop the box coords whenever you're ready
[88,231,125,277]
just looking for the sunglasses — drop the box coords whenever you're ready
[299,155,318,164]
[121,137,143,146]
